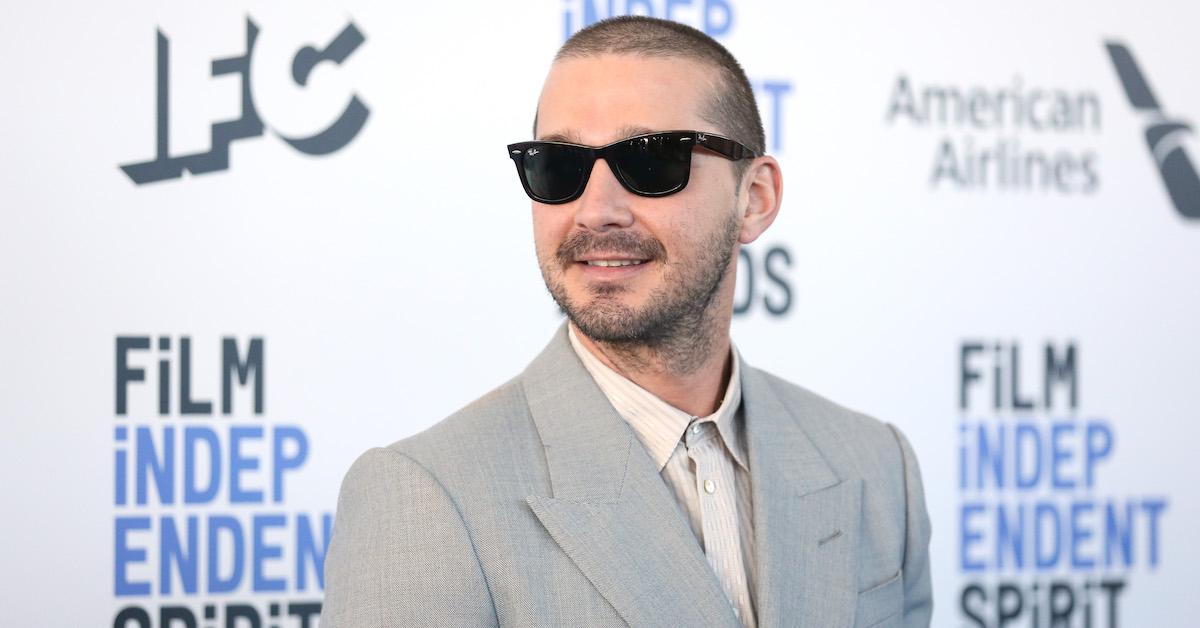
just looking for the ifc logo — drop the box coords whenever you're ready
[120,18,369,185]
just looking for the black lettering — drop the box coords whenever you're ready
[158,336,171,415]
[222,337,265,415]
[1044,342,1078,410]
[1100,579,1126,628]
[287,602,323,628]
[116,336,150,415]
[885,75,921,124]
[733,249,754,315]
[960,584,987,627]
[762,246,792,315]
[931,138,964,188]
[113,606,151,628]
[180,337,212,415]
[960,342,984,410]
[1010,343,1035,410]
[1049,581,1075,627]
[997,582,1024,627]
[225,604,260,628]
[161,605,196,628]
[1081,152,1101,194]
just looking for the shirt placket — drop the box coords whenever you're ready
[685,420,756,628]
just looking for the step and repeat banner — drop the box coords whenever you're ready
[1,1,1196,626]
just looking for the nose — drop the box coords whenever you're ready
[573,158,634,232]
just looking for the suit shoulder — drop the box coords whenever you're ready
[751,367,909,474]
[377,375,546,490]
[753,368,893,438]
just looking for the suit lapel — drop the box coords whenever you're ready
[522,324,740,628]
[742,367,861,628]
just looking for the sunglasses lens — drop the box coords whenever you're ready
[520,144,590,202]
[611,134,692,195]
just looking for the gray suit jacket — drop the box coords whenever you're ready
[321,325,932,627]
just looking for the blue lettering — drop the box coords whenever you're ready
[582,0,615,33]
[253,515,288,592]
[1143,498,1167,568]
[627,0,655,17]
[1104,500,1134,568]
[136,426,174,504]
[1014,422,1042,490]
[978,422,1006,489]
[960,502,986,572]
[1050,421,1075,489]
[160,515,198,594]
[296,513,334,591]
[665,0,692,23]
[1034,501,1061,570]
[704,0,733,36]
[995,502,1025,570]
[184,427,221,504]
[207,515,244,593]
[114,516,151,596]
[760,81,792,153]
[1070,500,1095,569]
[115,426,128,506]
[1085,420,1113,488]
[563,0,735,39]
[230,426,264,503]
[958,422,968,490]
[272,426,308,503]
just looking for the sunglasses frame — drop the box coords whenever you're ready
[507,130,759,204]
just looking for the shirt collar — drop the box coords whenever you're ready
[567,324,747,472]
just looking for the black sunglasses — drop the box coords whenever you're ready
[507,130,759,204]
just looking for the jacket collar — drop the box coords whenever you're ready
[522,323,861,628]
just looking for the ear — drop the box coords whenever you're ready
[736,156,783,245]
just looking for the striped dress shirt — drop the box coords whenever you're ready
[567,326,757,628]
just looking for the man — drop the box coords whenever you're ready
[322,16,931,628]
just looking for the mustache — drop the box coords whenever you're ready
[555,230,667,267]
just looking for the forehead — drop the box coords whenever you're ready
[535,54,717,145]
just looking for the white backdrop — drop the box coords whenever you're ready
[1,1,1197,626]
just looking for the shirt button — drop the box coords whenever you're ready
[704,479,716,494]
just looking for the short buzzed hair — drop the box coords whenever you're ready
[546,16,765,170]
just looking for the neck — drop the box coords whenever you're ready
[570,307,733,417]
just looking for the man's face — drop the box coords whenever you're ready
[531,54,744,345]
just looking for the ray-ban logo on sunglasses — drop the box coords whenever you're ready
[119,18,369,185]
[1105,41,1200,219]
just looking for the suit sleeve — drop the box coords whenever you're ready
[320,447,499,627]
[888,424,933,628]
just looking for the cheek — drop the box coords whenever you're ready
[655,197,721,257]
[531,207,569,258]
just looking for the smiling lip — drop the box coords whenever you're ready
[579,259,647,267]
[574,252,650,266]
[573,256,651,279]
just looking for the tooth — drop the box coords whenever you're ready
[586,260,645,267]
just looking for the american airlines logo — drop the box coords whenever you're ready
[1105,41,1200,219]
